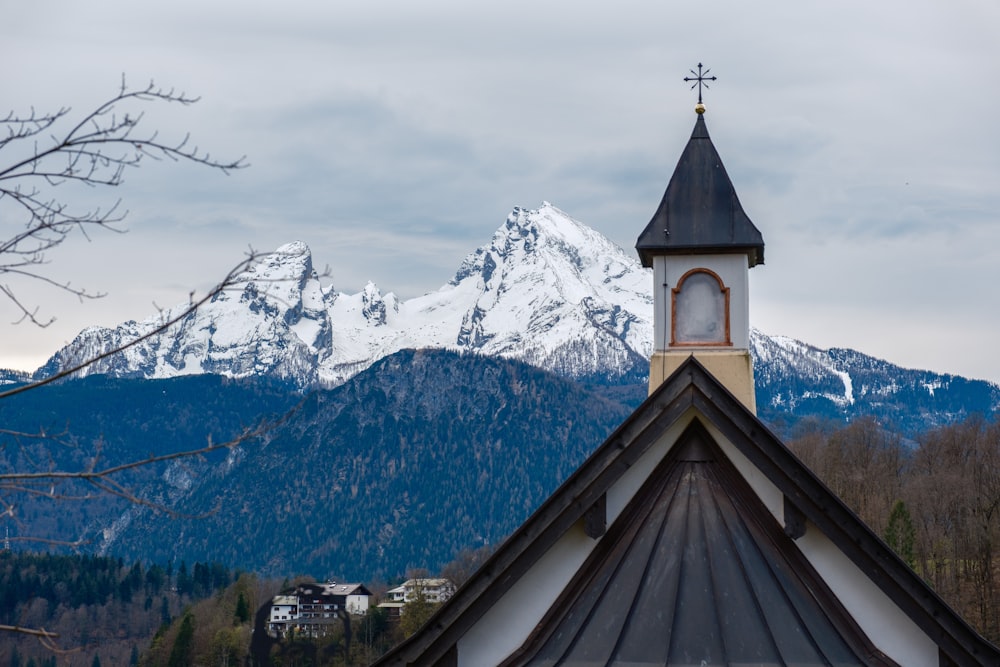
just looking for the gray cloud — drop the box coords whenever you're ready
[2,0,999,383]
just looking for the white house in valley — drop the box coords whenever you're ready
[386,578,456,605]
[325,582,373,615]
[268,595,299,631]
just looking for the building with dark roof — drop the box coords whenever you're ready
[266,581,372,639]
[371,97,1000,666]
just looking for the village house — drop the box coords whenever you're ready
[377,579,458,624]
[266,581,372,639]
[325,582,373,615]
[385,578,457,605]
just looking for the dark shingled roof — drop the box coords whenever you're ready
[372,359,1000,667]
[501,421,891,666]
[636,113,765,268]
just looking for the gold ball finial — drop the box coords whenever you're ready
[695,103,706,114]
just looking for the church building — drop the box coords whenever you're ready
[372,80,1000,667]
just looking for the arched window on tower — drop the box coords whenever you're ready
[671,268,731,346]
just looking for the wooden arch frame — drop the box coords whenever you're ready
[670,267,732,347]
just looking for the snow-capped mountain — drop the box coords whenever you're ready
[36,241,335,387]
[37,203,653,388]
[750,331,1000,433]
[35,201,1000,432]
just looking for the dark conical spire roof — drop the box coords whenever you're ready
[636,112,764,268]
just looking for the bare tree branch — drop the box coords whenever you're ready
[0,75,247,324]
[0,79,259,646]
[0,623,59,641]
[0,249,262,400]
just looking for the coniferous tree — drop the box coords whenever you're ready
[235,591,250,625]
[885,499,917,568]
[168,612,195,667]
[145,564,166,595]
[176,561,192,596]
[161,596,172,626]
[399,582,437,639]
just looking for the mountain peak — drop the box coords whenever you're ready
[504,202,587,236]
[242,241,314,283]
[34,204,1000,434]
[40,204,655,388]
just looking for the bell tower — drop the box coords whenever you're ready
[636,67,764,410]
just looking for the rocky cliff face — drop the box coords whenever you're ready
[36,240,336,387]
[38,204,653,387]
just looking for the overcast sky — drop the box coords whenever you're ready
[3,0,999,383]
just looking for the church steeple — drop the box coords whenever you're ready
[636,112,764,268]
[638,85,764,410]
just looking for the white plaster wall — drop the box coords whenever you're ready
[346,594,369,615]
[652,254,750,351]
[796,528,938,666]
[456,407,938,666]
[456,524,594,666]
[706,421,939,666]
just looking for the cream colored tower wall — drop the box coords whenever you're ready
[649,254,755,410]
[649,350,756,412]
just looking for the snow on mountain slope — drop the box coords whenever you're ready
[318,203,653,384]
[36,241,336,387]
[750,330,857,408]
[37,204,654,388]
[750,328,1000,433]
[35,201,1000,430]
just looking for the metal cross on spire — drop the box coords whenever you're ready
[684,63,717,105]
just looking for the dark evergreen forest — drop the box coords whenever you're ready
[105,350,637,579]
[0,552,241,667]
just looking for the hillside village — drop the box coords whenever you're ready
[265,578,456,640]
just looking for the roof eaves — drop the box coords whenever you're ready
[499,420,898,666]
[374,357,1000,666]
[686,369,1000,666]
[372,365,705,666]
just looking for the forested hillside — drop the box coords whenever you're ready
[0,374,299,548]
[6,343,1000,581]
[0,552,246,667]
[103,349,636,579]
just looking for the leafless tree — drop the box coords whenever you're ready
[0,78,263,648]
[0,75,247,326]
[790,415,1000,643]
